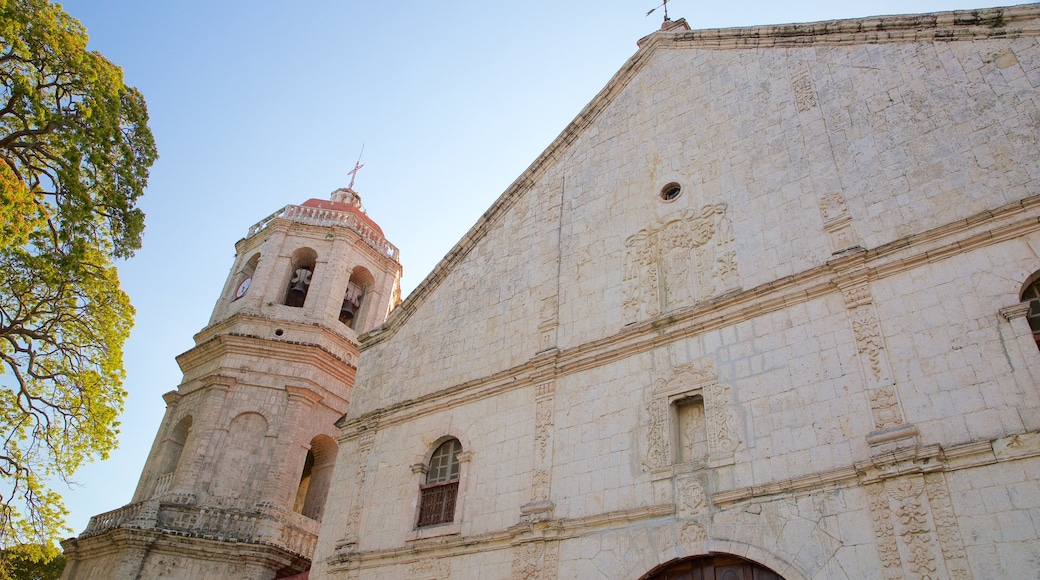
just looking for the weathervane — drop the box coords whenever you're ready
[347,143,365,190]
[646,0,669,22]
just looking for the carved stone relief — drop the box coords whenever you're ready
[886,477,940,579]
[866,483,903,580]
[623,204,740,324]
[923,473,971,580]
[792,70,818,112]
[837,278,908,435]
[527,382,556,509]
[409,558,450,580]
[680,521,708,544]
[342,432,375,544]
[512,542,545,580]
[643,398,671,471]
[867,472,968,580]
[676,477,707,518]
[645,361,741,471]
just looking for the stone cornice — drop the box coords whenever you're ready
[343,194,1040,433]
[174,335,354,410]
[659,4,1040,50]
[324,503,675,570]
[361,3,1040,349]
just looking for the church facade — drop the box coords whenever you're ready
[68,4,1040,579]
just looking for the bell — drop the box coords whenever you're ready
[290,279,308,293]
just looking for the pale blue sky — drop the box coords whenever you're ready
[56,0,1012,537]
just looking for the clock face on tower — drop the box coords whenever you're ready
[235,276,252,300]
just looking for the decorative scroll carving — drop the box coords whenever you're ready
[529,382,556,506]
[704,381,741,459]
[866,483,903,580]
[535,399,554,458]
[409,558,450,580]
[886,477,939,579]
[649,361,740,468]
[792,71,817,112]
[623,204,739,323]
[654,361,716,394]
[851,306,885,381]
[543,540,560,579]
[924,473,970,580]
[643,399,670,471]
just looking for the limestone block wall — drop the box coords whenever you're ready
[553,34,1040,352]
[315,8,1040,579]
[348,182,560,415]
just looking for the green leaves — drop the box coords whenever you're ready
[0,0,155,546]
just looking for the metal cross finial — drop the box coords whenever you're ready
[347,143,365,190]
[646,0,669,21]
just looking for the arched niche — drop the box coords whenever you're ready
[340,265,375,330]
[293,434,338,521]
[284,247,317,307]
[211,412,270,502]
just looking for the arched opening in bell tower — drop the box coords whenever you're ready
[151,415,192,498]
[284,247,317,307]
[292,435,338,521]
[340,266,374,330]
[640,554,784,580]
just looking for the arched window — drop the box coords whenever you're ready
[1021,276,1040,349]
[292,435,337,521]
[285,248,317,307]
[340,266,374,329]
[417,438,461,527]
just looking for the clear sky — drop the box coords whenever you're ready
[54,0,1013,538]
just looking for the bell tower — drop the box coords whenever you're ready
[61,186,401,580]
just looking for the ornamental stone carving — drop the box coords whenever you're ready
[792,70,818,112]
[676,477,706,517]
[866,483,903,580]
[643,398,671,471]
[623,204,740,323]
[409,558,450,580]
[645,361,740,471]
[886,477,940,579]
[512,542,544,580]
[924,473,971,580]
[680,522,708,544]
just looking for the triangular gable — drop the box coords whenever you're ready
[362,3,1040,347]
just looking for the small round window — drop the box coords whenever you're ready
[659,182,683,202]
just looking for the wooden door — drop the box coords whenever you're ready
[644,555,782,580]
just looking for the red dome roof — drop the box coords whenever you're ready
[300,198,384,236]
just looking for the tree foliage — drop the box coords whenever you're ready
[0,0,157,546]
[0,544,64,579]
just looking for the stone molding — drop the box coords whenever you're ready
[342,195,1040,432]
